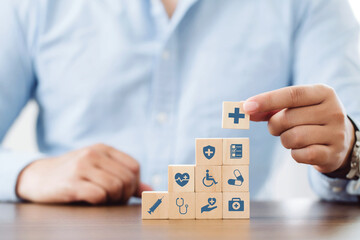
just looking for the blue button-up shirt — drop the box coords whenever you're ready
[1,0,360,202]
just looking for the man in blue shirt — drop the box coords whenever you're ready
[1,0,360,204]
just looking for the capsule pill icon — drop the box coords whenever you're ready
[227,169,244,186]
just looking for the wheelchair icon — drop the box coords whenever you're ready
[202,169,218,187]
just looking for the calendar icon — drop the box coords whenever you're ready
[230,144,242,159]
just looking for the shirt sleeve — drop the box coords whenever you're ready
[0,1,42,202]
[292,0,360,202]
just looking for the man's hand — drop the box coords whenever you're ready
[16,144,152,204]
[243,84,355,174]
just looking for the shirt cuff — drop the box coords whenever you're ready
[0,149,44,202]
[308,167,359,202]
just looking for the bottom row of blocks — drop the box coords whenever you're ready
[142,191,250,219]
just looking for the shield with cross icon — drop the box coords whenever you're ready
[203,145,215,160]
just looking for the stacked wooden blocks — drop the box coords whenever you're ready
[142,102,250,219]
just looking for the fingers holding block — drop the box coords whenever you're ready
[195,166,222,192]
[168,165,195,192]
[223,192,250,219]
[196,192,223,219]
[169,192,196,219]
[223,138,249,165]
[195,138,223,166]
[222,101,250,129]
[142,191,169,219]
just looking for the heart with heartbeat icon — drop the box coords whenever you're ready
[208,198,216,206]
[175,173,190,187]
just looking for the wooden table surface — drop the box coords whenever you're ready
[0,200,359,240]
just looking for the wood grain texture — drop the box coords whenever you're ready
[169,192,196,219]
[222,192,250,219]
[223,138,250,165]
[195,166,222,192]
[195,138,223,166]
[168,165,195,192]
[141,191,169,219]
[222,165,249,192]
[222,101,249,129]
[195,192,222,219]
[1,200,360,240]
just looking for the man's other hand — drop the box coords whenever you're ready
[16,144,152,204]
[243,84,355,174]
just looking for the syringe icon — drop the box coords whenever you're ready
[148,196,164,214]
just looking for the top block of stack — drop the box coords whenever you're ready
[222,101,249,129]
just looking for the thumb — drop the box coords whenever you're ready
[135,182,153,198]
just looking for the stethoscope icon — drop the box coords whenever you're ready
[176,197,188,215]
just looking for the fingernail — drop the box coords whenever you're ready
[243,101,259,113]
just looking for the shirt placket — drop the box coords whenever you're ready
[146,0,198,190]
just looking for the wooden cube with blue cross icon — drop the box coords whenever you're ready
[222,101,250,129]
[195,138,223,166]
[223,192,250,219]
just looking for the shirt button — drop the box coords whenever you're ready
[156,112,168,124]
[162,50,170,60]
[332,186,343,193]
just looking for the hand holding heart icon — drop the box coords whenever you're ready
[175,173,190,187]
[201,197,218,213]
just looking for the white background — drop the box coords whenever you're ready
[3,1,360,199]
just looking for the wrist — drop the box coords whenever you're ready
[15,160,40,201]
[324,157,352,179]
[325,116,357,179]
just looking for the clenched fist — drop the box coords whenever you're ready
[16,144,152,204]
[243,84,355,174]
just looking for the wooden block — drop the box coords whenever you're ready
[223,138,250,165]
[195,166,222,192]
[142,191,169,219]
[222,166,249,192]
[195,192,223,219]
[195,138,223,166]
[169,192,196,219]
[168,165,195,192]
[222,101,250,129]
[222,192,250,219]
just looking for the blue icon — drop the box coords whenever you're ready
[228,107,245,124]
[201,198,217,213]
[203,145,215,160]
[175,173,190,187]
[176,197,188,215]
[148,197,164,214]
[227,169,244,186]
[228,198,244,212]
[230,144,242,159]
[202,169,218,187]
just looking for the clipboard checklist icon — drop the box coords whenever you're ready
[230,144,242,159]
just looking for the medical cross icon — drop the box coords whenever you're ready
[203,145,216,160]
[204,148,213,157]
[228,108,245,124]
